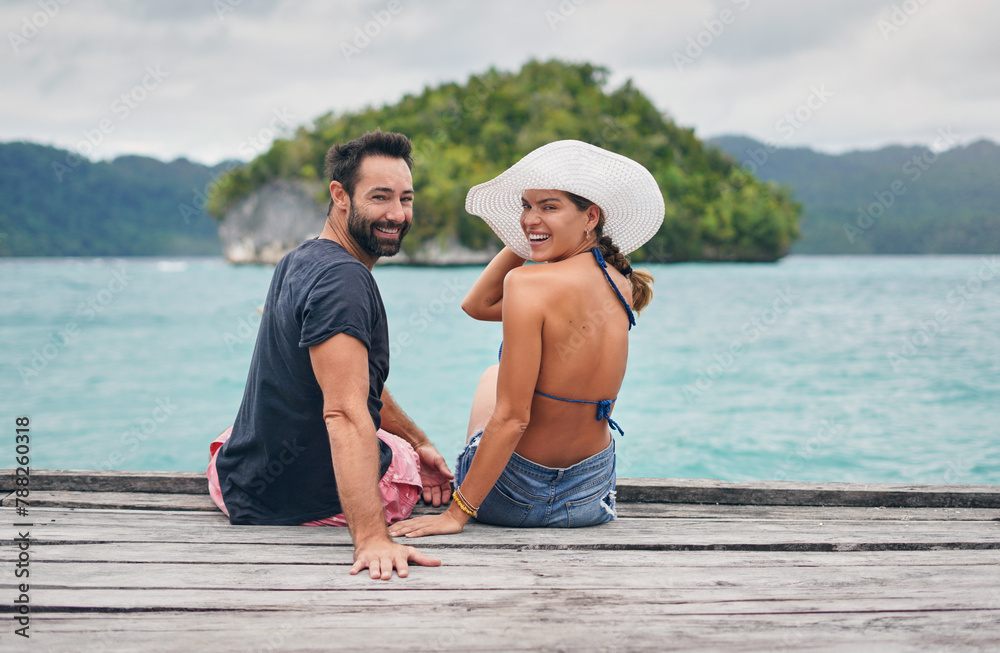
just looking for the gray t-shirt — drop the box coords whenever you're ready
[216,238,392,525]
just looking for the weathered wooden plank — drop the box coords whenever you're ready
[619,477,1000,508]
[13,503,1000,528]
[0,469,207,494]
[16,586,1000,617]
[620,502,1000,521]
[6,470,1000,508]
[19,609,1000,653]
[26,542,1000,568]
[13,558,999,595]
[0,490,218,511]
[7,490,1000,521]
[6,508,997,551]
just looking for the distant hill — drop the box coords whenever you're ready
[8,99,996,259]
[208,60,802,263]
[0,142,228,257]
[707,136,1000,254]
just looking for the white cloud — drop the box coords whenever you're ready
[2,0,997,163]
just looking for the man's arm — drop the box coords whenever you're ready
[379,388,429,448]
[309,334,440,579]
[380,387,454,506]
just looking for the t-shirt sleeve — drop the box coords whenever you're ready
[299,263,378,349]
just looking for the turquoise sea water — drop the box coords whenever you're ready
[3,255,999,484]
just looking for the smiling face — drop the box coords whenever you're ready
[345,156,414,258]
[520,189,599,262]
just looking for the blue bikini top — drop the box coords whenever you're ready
[499,248,634,436]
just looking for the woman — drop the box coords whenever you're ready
[390,140,663,536]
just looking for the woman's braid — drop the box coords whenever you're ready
[564,190,655,314]
[597,235,630,276]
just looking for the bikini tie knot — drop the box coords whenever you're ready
[595,399,625,437]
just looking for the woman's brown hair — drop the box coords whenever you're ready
[565,192,654,314]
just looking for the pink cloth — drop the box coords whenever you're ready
[207,426,422,527]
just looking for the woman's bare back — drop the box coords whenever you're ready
[512,251,632,467]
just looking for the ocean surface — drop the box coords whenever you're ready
[3,255,999,484]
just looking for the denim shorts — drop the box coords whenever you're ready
[454,432,617,528]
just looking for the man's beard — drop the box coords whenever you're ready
[347,204,410,258]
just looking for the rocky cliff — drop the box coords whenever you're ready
[218,179,496,265]
[218,179,324,264]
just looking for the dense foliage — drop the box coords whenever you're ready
[0,142,226,257]
[208,60,802,262]
[709,136,1000,255]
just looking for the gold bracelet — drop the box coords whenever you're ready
[452,488,478,519]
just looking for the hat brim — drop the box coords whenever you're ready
[465,140,665,259]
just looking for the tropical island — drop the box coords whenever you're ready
[206,59,802,264]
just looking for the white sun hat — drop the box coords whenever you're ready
[465,140,665,259]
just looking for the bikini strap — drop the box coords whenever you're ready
[534,390,625,436]
[591,248,636,329]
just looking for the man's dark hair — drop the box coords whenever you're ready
[324,130,413,214]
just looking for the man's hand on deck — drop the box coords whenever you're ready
[415,442,453,506]
[350,538,441,580]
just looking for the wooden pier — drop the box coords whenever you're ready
[3,471,999,652]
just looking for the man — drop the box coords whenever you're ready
[209,131,453,580]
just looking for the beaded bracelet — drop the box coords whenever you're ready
[452,487,478,518]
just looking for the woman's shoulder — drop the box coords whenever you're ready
[504,259,595,316]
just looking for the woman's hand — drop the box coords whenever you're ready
[390,505,468,539]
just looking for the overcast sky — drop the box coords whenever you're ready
[4,0,998,165]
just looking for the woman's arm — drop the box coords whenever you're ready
[461,247,527,322]
[390,270,544,537]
